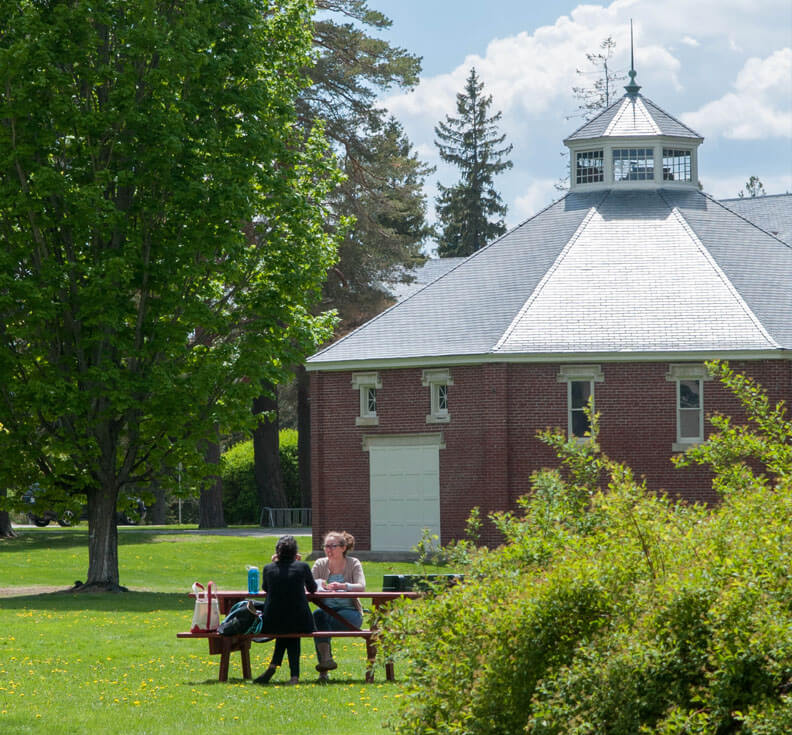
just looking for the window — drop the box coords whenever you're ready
[352,372,381,426]
[613,147,654,181]
[662,149,691,182]
[557,365,604,439]
[575,150,604,184]
[665,364,712,451]
[422,369,453,424]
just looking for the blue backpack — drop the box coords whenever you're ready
[217,600,264,636]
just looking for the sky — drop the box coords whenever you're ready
[363,0,792,241]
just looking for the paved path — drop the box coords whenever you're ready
[11,524,310,537]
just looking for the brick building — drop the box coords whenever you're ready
[305,69,792,552]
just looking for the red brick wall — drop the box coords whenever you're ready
[310,359,791,551]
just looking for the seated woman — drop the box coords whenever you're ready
[254,534,317,685]
[311,530,366,683]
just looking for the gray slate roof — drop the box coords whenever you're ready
[564,94,702,143]
[385,257,466,302]
[307,189,792,368]
[719,194,792,244]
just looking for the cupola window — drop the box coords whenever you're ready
[613,147,654,181]
[662,149,691,182]
[575,150,604,184]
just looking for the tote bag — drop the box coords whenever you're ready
[190,581,220,632]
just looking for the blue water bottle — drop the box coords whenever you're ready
[246,565,259,594]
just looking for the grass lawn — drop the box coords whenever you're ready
[0,528,444,735]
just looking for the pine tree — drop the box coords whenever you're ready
[435,68,513,257]
[300,0,432,310]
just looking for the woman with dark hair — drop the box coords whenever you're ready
[254,535,316,685]
[311,530,366,683]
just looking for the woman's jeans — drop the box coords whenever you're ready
[313,607,363,656]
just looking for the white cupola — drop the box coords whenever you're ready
[564,51,703,192]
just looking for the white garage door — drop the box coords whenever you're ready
[365,434,443,552]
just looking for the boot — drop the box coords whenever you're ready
[315,640,337,672]
[253,666,277,685]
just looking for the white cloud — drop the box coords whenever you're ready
[379,0,791,224]
[511,180,564,226]
[681,49,792,139]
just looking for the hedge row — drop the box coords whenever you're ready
[220,429,300,525]
[381,362,792,734]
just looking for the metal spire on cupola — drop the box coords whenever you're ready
[624,19,641,97]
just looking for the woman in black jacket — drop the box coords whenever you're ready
[254,535,317,685]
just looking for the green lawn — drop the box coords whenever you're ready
[0,528,442,735]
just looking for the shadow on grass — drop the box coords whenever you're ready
[0,589,188,612]
[0,528,182,554]
[184,676,379,686]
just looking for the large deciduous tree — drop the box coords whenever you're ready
[434,67,513,258]
[0,0,340,589]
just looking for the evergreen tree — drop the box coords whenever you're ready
[434,68,513,257]
[301,0,432,313]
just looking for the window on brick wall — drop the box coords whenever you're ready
[422,368,453,424]
[352,372,381,426]
[557,365,604,439]
[665,364,712,451]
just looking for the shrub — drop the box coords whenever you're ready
[221,430,302,524]
[381,361,792,734]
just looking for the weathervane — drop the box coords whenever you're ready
[624,19,641,96]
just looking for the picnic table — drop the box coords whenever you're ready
[178,589,418,682]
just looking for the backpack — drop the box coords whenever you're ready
[217,600,264,636]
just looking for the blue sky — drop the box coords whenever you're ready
[365,0,792,237]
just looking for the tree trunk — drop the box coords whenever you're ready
[80,487,125,592]
[253,382,288,518]
[148,480,168,525]
[0,487,16,538]
[296,364,311,507]
[199,433,225,529]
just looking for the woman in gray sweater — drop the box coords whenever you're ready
[311,530,366,682]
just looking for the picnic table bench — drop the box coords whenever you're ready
[178,590,418,683]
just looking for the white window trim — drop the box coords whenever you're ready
[557,365,604,440]
[665,364,713,451]
[352,372,382,426]
[422,368,453,424]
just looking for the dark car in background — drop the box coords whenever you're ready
[22,485,146,526]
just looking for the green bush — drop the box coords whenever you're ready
[220,429,301,524]
[381,361,792,734]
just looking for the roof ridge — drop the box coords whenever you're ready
[640,96,702,138]
[657,189,781,349]
[702,190,792,251]
[493,190,610,352]
[308,196,582,362]
[564,96,624,141]
[719,192,792,203]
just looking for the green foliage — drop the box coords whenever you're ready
[434,67,513,257]
[381,362,792,734]
[220,430,301,524]
[0,0,341,584]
